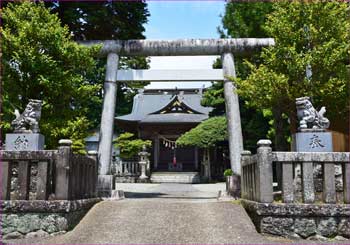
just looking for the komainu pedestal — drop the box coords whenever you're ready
[5,133,45,151]
[292,131,333,152]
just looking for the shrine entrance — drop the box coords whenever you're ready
[115,88,207,174]
[83,38,274,190]
[158,140,196,172]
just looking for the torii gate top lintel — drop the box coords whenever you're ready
[96,37,275,187]
[83,38,275,56]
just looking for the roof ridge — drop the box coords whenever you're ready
[149,94,204,115]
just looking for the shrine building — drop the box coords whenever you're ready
[115,88,215,182]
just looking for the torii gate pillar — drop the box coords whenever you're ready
[222,53,243,175]
[97,52,119,196]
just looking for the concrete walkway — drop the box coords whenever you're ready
[119,182,226,201]
[5,183,346,244]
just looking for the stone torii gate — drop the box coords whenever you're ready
[84,38,274,195]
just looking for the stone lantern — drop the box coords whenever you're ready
[138,145,150,181]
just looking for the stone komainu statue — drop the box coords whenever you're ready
[11,99,42,133]
[295,97,330,130]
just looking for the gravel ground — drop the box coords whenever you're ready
[4,183,349,244]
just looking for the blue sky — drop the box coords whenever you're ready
[144,1,226,89]
[145,1,226,39]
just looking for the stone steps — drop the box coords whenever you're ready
[150,172,200,183]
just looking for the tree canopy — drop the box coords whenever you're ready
[114,132,151,159]
[48,1,149,41]
[236,1,350,134]
[1,1,100,152]
[1,1,151,152]
[176,117,228,149]
[218,2,273,39]
[202,2,272,151]
[47,1,150,129]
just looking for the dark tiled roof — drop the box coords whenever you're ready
[115,89,212,124]
[140,113,208,123]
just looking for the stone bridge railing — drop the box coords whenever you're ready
[0,140,101,239]
[240,139,350,240]
[241,140,350,204]
[114,160,140,177]
[0,139,98,201]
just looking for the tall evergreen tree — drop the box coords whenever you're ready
[48,1,150,129]
[236,1,350,139]
[1,2,100,151]
[203,2,273,152]
[48,1,149,41]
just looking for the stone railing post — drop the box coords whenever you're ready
[256,139,273,203]
[1,160,11,200]
[241,150,251,200]
[55,139,72,200]
[344,162,350,204]
[88,150,98,198]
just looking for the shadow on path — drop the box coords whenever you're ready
[124,191,218,200]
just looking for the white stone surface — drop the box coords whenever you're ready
[150,172,200,183]
[117,69,224,81]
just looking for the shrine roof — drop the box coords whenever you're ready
[115,88,212,124]
[140,113,208,124]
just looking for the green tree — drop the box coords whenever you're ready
[201,83,270,153]
[218,2,273,80]
[218,2,273,39]
[48,1,149,41]
[48,1,150,128]
[176,117,228,149]
[114,132,151,159]
[202,2,273,151]
[236,1,350,140]
[1,1,100,151]
[177,117,228,177]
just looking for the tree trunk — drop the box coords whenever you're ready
[272,105,289,151]
[0,41,2,146]
[207,148,211,182]
[289,109,298,135]
[272,105,288,192]
[202,148,211,182]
